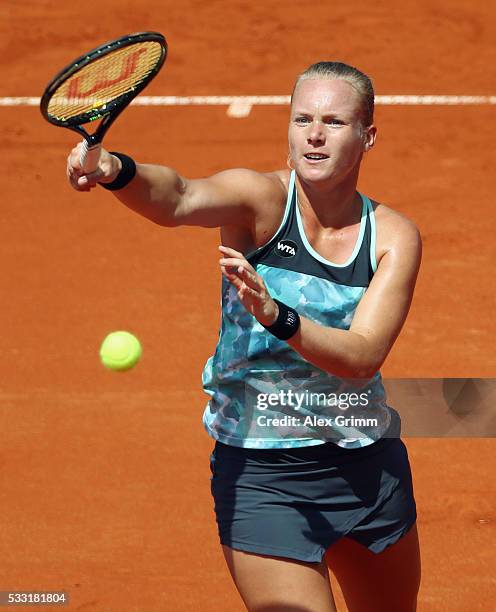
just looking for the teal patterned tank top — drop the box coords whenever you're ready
[202,171,394,449]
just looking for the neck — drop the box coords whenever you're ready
[295,168,361,229]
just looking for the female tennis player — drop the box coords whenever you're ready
[67,62,422,612]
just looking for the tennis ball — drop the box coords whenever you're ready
[99,331,142,371]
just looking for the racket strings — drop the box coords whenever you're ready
[47,41,163,121]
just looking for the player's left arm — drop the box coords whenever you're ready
[288,215,422,378]
[219,211,422,379]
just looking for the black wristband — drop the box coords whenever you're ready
[262,299,300,340]
[99,152,137,191]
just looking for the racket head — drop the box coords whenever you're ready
[40,32,167,141]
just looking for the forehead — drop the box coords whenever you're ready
[291,78,362,118]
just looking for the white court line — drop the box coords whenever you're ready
[2,95,496,117]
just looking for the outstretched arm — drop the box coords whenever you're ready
[66,143,285,228]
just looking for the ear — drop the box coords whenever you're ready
[363,125,377,152]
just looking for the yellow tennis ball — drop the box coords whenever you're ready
[99,331,142,371]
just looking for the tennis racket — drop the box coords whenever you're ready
[40,32,167,174]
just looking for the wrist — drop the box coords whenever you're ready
[259,301,279,327]
[98,152,136,191]
[261,299,300,341]
[102,155,123,184]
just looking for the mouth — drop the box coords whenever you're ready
[303,153,329,163]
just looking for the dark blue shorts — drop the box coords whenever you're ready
[209,436,417,563]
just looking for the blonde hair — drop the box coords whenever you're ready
[292,62,375,127]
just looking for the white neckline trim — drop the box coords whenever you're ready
[294,178,368,268]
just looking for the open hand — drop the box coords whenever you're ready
[219,245,279,327]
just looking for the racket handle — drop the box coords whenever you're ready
[80,140,102,174]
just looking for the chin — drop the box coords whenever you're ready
[297,161,357,190]
[297,165,335,186]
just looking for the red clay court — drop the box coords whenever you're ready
[1,1,495,610]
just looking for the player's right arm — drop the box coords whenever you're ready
[66,144,284,229]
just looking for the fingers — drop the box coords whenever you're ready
[66,167,99,191]
[219,245,266,304]
[218,245,257,279]
[67,142,95,191]
[218,244,279,325]
[235,265,260,291]
[219,257,260,291]
[220,265,261,306]
[237,268,261,300]
[66,141,115,192]
[219,245,243,257]
[221,264,258,290]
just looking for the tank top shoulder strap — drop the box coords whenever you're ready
[358,192,377,274]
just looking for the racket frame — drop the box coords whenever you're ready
[39,31,167,147]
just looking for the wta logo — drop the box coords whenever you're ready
[274,239,298,258]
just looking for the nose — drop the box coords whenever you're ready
[307,120,325,145]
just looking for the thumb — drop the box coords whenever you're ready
[77,168,103,188]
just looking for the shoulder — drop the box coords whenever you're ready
[214,169,290,251]
[204,167,288,206]
[370,200,422,268]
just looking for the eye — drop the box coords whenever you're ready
[325,118,344,126]
[294,116,310,124]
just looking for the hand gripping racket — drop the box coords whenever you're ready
[40,32,167,173]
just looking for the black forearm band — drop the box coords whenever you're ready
[262,299,300,341]
[99,152,137,191]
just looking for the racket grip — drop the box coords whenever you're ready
[80,140,102,174]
